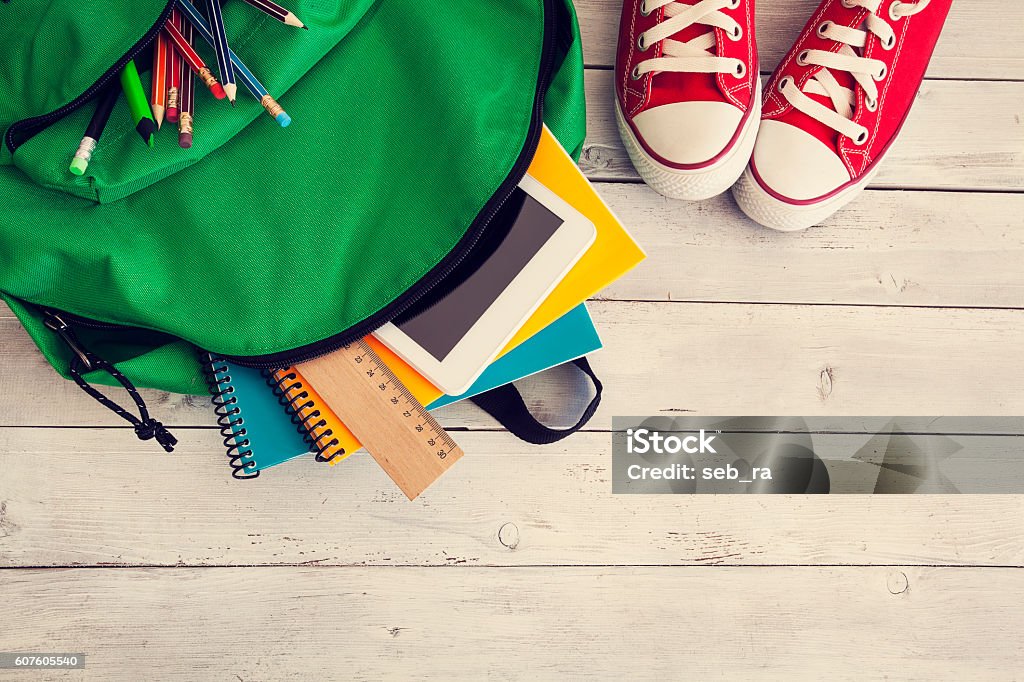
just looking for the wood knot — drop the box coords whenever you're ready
[579,144,613,172]
[0,500,16,539]
[817,366,835,400]
[887,569,909,595]
[497,522,520,550]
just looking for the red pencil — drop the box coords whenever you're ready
[163,19,226,100]
[151,30,169,128]
[166,9,183,123]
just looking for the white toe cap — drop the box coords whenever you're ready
[631,101,744,165]
[750,120,852,201]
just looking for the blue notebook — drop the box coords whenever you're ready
[203,303,602,475]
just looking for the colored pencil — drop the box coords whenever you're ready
[178,14,196,149]
[166,8,183,123]
[205,0,237,105]
[241,0,307,29]
[151,30,169,128]
[178,0,291,127]
[163,19,226,100]
[69,86,120,175]
[120,60,156,147]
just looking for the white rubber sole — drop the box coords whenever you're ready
[732,162,880,232]
[615,84,761,201]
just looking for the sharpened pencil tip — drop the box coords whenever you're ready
[302,25,309,30]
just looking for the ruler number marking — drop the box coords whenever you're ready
[347,340,457,462]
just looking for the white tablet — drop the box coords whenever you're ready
[373,173,597,395]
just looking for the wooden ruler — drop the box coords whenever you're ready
[296,340,464,499]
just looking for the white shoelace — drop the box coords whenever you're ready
[778,0,932,144]
[632,0,746,81]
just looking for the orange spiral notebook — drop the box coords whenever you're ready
[272,126,646,464]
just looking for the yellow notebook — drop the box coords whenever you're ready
[271,127,646,463]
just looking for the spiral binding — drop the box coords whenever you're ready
[200,351,260,479]
[263,368,346,463]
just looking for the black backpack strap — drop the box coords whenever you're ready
[469,357,602,445]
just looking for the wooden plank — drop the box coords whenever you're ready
[1,428,1022,567]
[595,187,1024,307]
[576,0,1024,80]
[2,301,1024,428]
[2,566,1022,679]
[580,72,1024,191]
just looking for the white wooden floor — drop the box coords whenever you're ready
[3,1,1024,679]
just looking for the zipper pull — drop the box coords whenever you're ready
[41,308,177,453]
[43,311,94,371]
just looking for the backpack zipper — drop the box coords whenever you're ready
[43,312,97,370]
[37,0,564,371]
[4,0,176,153]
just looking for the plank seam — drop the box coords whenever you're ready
[1,563,1023,570]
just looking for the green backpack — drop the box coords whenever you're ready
[0,0,598,450]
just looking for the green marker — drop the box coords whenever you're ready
[119,60,156,147]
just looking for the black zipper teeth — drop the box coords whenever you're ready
[4,0,176,153]
[40,0,561,370]
[47,310,127,330]
[225,0,561,369]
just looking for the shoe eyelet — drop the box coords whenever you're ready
[733,61,746,78]
[873,64,887,81]
[881,33,896,50]
[637,33,649,51]
[852,129,868,146]
[640,0,651,17]
[865,96,878,112]
[728,24,742,41]
[841,0,857,8]
[777,76,793,93]
[631,66,642,80]
[889,2,904,21]
[728,0,740,8]
[797,50,811,66]
[816,21,832,38]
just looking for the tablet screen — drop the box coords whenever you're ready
[393,187,564,361]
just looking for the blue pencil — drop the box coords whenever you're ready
[177,0,291,126]
[205,0,236,105]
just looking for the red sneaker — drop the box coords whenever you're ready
[614,0,760,200]
[733,0,952,230]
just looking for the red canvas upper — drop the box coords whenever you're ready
[615,0,759,137]
[760,0,952,181]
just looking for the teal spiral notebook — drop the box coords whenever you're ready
[203,303,602,476]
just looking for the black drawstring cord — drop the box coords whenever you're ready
[68,356,178,452]
[45,311,177,453]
